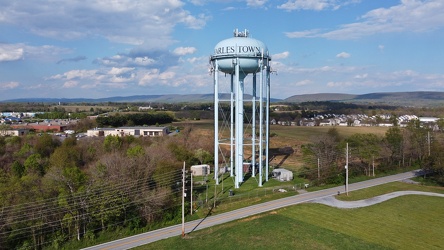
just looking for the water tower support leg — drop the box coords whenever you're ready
[214,61,219,185]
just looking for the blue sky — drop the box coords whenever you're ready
[1,0,443,100]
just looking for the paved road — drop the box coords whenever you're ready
[312,190,444,208]
[83,170,422,250]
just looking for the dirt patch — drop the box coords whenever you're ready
[239,214,265,222]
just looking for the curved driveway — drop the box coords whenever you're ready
[312,190,444,208]
[83,170,424,250]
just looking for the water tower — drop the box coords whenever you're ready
[210,29,271,188]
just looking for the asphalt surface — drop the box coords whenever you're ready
[312,190,444,208]
[83,169,425,250]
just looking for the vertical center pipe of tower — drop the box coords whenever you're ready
[214,61,219,185]
[230,74,234,177]
[265,65,270,181]
[252,73,256,177]
[235,60,245,188]
[258,59,264,187]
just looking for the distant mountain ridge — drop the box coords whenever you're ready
[283,93,358,102]
[285,91,444,106]
[2,94,282,104]
[2,91,444,106]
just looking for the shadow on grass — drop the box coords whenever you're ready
[189,206,214,234]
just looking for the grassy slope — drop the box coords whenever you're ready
[180,120,390,171]
[269,125,389,170]
[137,182,444,250]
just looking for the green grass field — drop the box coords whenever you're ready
[270,125,389,144]
[175,120,390,171]
[137,182,444,250]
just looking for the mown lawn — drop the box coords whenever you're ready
[137,183,444,250]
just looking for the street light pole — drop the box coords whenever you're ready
[190,172,193,215]
[345,143,349,196]
[182,161,185,237]
[317,158,320,180]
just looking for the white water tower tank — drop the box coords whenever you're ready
[212,29,269,76]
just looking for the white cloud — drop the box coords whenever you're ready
[62,80,78,88]
[247,0,268,7]
[108,67,135,75]
[132,57,156,67]
[326,81,353,87]
[0,81,20,90]
[50,67,138,89]
[284,29,320,38]
[24,84,45,90]
[110,74,136,83]
[57,56,87,64]
[0,44,23,62]
[95,50,178,69]
[278,0,330,11]
[173,47,197,56]
[189,0,205,6]
[294,79,312,86]
[138,69,176,86]
[181,13,209,30]
[0,43,71,63]
[336,52,351,58]
[50,69,99,80]
[354,73,368,79]
[278,0,360,11]
[0,1,209,48]
[272,51,290,60]
[285,0,444,39]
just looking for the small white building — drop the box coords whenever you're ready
[87,126,169,137]
[419,117,439,123]
[272,168,294,182]
[191,164,211,176]
[0,128,30,136]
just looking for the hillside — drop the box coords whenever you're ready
[283,93,357,102]
[1,94,282,104]
[2,91,444,107]
[284,91,444,106]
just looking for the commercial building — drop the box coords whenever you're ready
[87,126,169,137]
[0,128,30,136]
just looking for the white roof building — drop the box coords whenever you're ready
[87,126,169,137]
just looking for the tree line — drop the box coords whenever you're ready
[301,121,444,186]
[2,116,444,249]
[0,126,213,249]
[95,112,174,127]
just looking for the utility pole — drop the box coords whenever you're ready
[213,182,217,208]
[372,156,375,177]
[181,161,185,238]
[205,175,208,203]
[428,131,431,157]
[190,172,193,215]
[345,143,349,196]
[317,158,320,180]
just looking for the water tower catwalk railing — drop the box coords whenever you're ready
[210,29,271,189]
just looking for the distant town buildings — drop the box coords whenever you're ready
[1,111,442,138]
[0,112,37,118]
[86,126,169,137]
[272,114,440,129]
